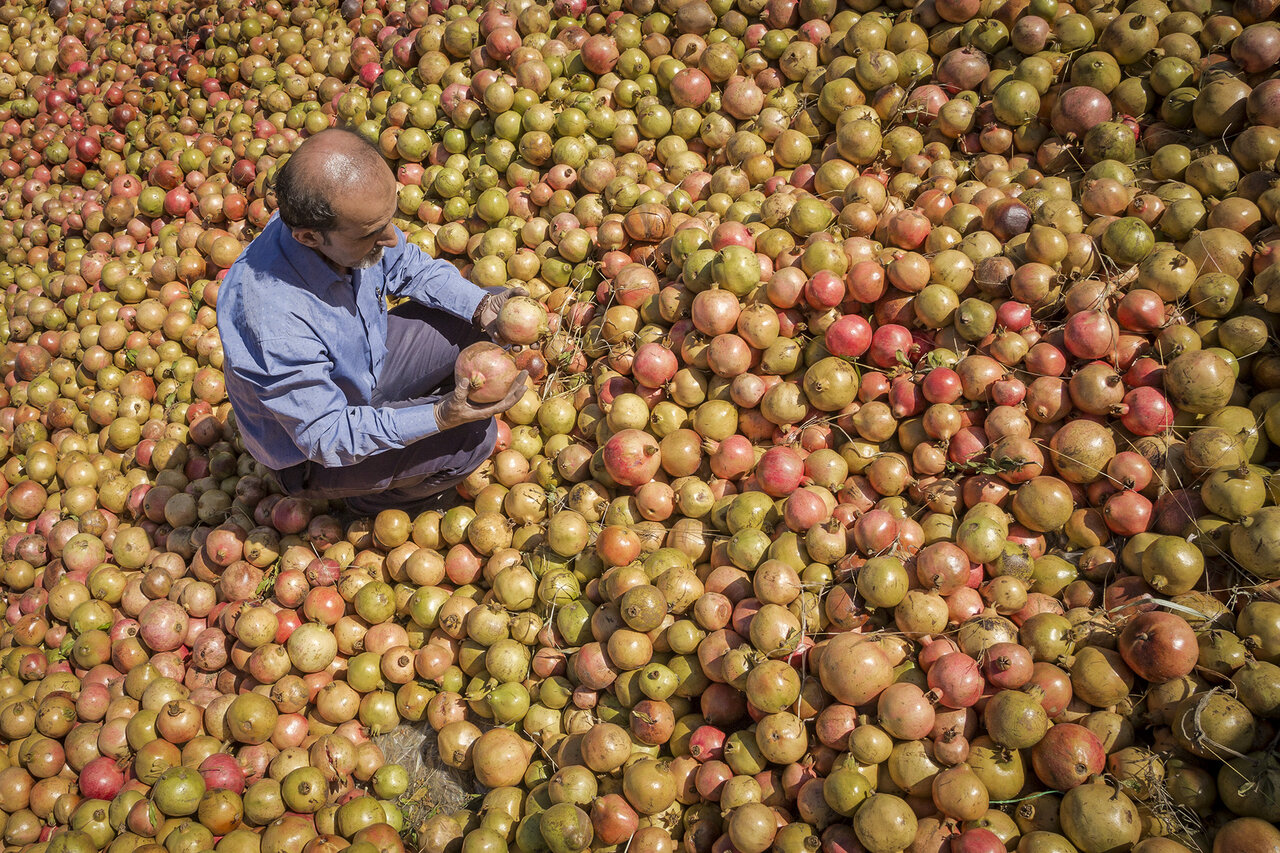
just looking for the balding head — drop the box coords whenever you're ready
[272,128,401,271]
[273,128,392,231]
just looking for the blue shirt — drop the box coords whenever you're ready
[218,214,487,470]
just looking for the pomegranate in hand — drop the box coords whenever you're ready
[456,342,520,403]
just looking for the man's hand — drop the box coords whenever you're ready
[434,370,530,432]
[475,286,530,342]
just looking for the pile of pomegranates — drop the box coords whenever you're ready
[0,0,1279,852]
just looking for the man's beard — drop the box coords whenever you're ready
[353,247,384,270]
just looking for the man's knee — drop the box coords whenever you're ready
[442,418,498,480]
[390,301,486,347]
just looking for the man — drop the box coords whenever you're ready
[218,128,527,515]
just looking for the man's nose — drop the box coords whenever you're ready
[376,223,397,248]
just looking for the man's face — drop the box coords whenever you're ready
[295,169,399,272]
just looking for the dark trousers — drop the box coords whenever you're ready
[276,302,497,515]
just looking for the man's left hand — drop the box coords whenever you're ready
[475,286,530,343]
[434,371,531,432]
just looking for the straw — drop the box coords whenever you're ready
[374,719,482,836]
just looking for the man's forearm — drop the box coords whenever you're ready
[292,399,443,468]
[472,291,499,326]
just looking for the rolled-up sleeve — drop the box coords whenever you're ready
[383,230,488,320]
[235,329,441,468]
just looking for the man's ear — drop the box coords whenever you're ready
[292,227,324,249]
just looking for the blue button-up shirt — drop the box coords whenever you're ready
[218,214,487,470]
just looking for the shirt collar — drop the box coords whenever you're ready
[273,213,346,290]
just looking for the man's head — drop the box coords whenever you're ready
[272,128,400,271]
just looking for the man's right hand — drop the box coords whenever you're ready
[434,370,530,432]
